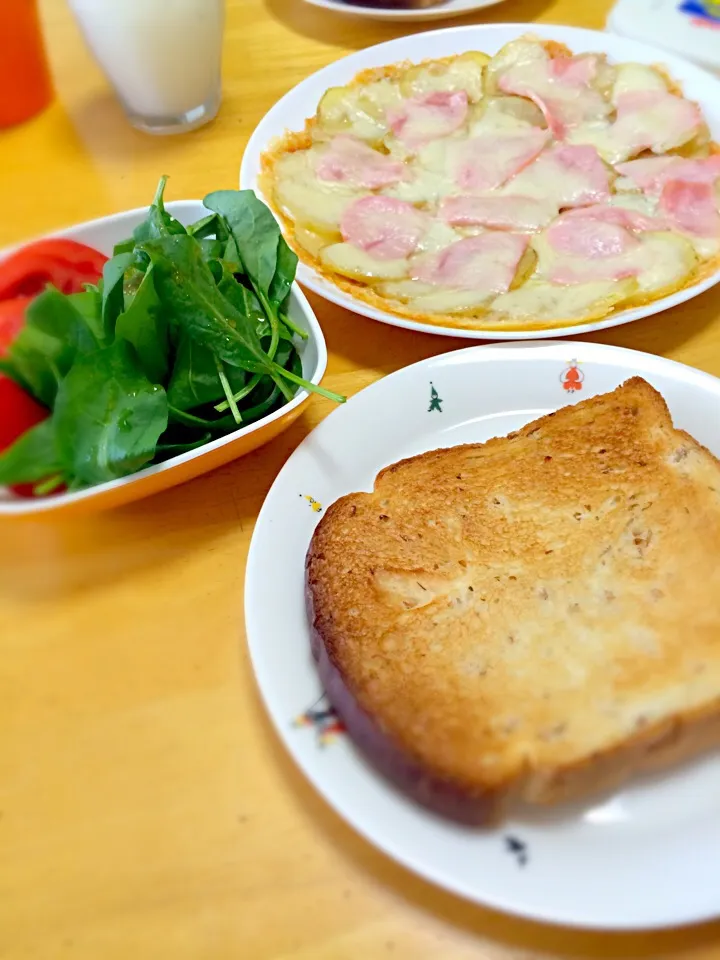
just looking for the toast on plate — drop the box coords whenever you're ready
[306,378,720,823]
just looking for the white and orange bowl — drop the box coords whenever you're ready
[0,201,327,518]
[241,23,720,341]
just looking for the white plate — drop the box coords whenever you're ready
[241,23,720,341]
[302,0,506,23]
[245,341,720,930]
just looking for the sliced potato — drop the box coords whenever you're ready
[484,38,548,96]
[416,221,461,254]
[611,63,667,105]
[399,52,489,103]
[320,243,409,282]
[275,178,358,234]
[407,287,494,315]
[273,148,361,233]
[376,279,437,301]
[469,95,546,134]
[635,233,697,293]
[382,167,450,205]
[294,224,335,259]
[491,278,638,323]
[511,246,538,290]
[316,79,402,143]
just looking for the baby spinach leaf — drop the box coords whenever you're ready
[115,265,168,384]
[53,341,168,487]
[155,432,212,457]
[268,235,298,308]
[102,252,133,342]
[198,238,225,261]
[6,288,97,406]
[113,238,135,256]
[188,213,228,242]
[203,190,281,297]
[167,329,245,410]
[0,419,63,486]
[140,235,272,374]
[68,288,103,340]
[133,175,187,243]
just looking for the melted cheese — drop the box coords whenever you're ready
[533,228,697,292]
[294,225,331,259]
[633,233,698,293]
[399,52,489,103]
[274,150,361,233]
[611,63,667,104]
[491,278,638,322]
[319,243,408,281]
[406,287,495,315]
[485,38,548,96]
[469,96,546,134]
[376,279,438,301]
[316,79,403,143]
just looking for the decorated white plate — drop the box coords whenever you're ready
[301,0,507,24]
[241,23,720,341]
[245,341,720,929]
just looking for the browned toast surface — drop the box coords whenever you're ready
[306,378,720,818]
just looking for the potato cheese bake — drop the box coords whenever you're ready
[261,36,720,331]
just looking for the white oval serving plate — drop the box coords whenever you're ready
[301,0,507,24]
[242,23,720,341]
[0,202,327,518]
[245,341,720,929]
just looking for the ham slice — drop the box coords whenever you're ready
[453,129,550,191]
[505,144,611,209]
[659,180,720,238]
[440,195,555,232]
[341,196,428,260]
[540,209,641,283]
[538,209,698,287]
[546,215,639,261]
[412,233,528,291]
[316,136,406,189]
[616,155,720,195]
[561,203,667,232]
[498,52,610,139]
[388,90,468,148]
[612,91,701,157]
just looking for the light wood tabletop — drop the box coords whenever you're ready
[2,0,720,957]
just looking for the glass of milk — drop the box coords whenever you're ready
[68,0,225,135]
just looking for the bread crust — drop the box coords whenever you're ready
[260,44,720,333]
[306,379,720,823]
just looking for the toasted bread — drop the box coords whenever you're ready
[306,378,720,824]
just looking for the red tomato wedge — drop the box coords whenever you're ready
[0,238,108,299]
[0,374,52,498]
[0,296,32,354]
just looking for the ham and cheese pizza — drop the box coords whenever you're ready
[260,36,720,331]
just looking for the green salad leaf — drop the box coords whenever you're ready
[0,177,345,495]
[54,341,168,486]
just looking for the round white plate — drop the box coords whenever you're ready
[245,341,720,930]
[242,23,720,341]
[302,0,506,24]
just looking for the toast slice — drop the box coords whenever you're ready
[306,378,720,824]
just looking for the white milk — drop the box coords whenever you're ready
[69,0,224,128]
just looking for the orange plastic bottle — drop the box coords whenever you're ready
[0,0,53,128]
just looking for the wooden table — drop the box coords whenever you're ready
[2,1,720,957]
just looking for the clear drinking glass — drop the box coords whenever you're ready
[68,0,225,135]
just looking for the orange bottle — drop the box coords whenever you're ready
[0,0,53,128]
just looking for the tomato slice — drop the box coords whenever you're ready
[0,296,32,355]
[0,373,55,497]
[0,238,108,299]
